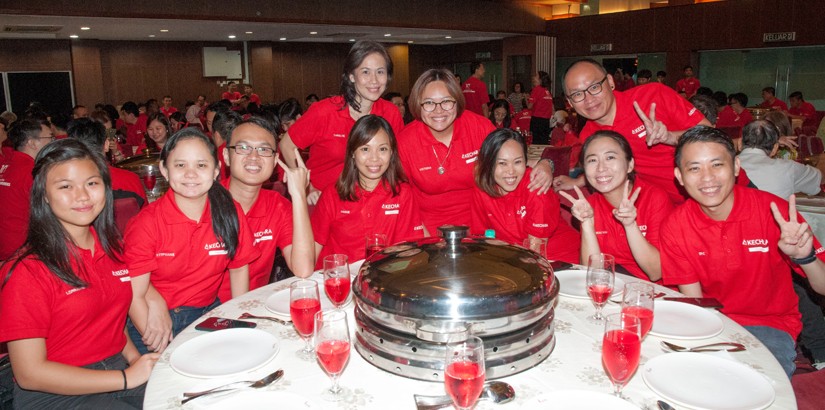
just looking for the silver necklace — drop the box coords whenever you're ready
[432,144,453,175]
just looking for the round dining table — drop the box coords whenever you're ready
[143,260,796,409]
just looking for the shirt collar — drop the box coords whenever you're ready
[159,191,211,225]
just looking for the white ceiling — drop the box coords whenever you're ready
[0,15,521,45]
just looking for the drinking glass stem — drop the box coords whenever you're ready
[302,336,313,353]
[328,374,341,395]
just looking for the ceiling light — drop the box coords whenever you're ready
[80,27,90,31]
[349,39,356,42]
[384,33,392,37]
[280,37,287,41]
[445,36,452,39]
[408,40,414,44]
[310,31,318,35]
[148,35,155,38]
[228,35,236,39]
[160,29,169,32]
[69,34,79,38]
[245,31,253,34]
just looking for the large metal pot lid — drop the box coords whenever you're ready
[354,226,559,320]
[114,151,160,173]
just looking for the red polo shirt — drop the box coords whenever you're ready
[218,179,293,302]
[0,229,132,366]
[588,178,673,282]
[0,150,34,260]
[288,96,403,191]
[660,185,823,338]
[716,106,754,129]
[513,109,532,131]
[789,101,817,122]
[470,168,580,264]
[221,91,242,102]
[675,77,701,98]
[580,83,706,204]
[109,166,147,203]
[160,106,178,117]
[529,86,553,119]
[124,192,260,309]
[311,182,424,269]
[125,114,149,148]
[398,112,495,233]
[462,76,490,116]
[759,98,788,111]
[246,94,261,105]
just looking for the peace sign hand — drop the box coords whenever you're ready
[275,148,310,200]
[558,185,595,224]
[771,194,815,259]
[633,101,672,147]
[612,180,641,226]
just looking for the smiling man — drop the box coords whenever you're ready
[554,59,710,204]
[660,126,825,378]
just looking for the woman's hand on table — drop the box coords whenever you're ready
[528,160,553,194]
[612,180,641,227]
[125,353,161,389]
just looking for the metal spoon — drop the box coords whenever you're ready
[660,341,746,353]
[181,369,284,404]
[239,312,289,325]
[414,381,515,410]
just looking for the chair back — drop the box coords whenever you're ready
[113,197,141,234]
[541,145,572,178]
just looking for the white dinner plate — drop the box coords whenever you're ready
[554,269,625,299]
[521,390,640,409]
[170,328,279,378]
[642,352,775,410]
[648,300,724,339]
[195,391,322,409]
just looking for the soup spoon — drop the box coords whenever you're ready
[414,381,515,410]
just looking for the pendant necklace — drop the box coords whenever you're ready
[432,144,453,175]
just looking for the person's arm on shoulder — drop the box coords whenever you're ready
[526,160,553,194]
[277,149,314,278]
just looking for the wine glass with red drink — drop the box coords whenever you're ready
[323,254,350,308]
[621,282,655,339]
[290,280,321,361]
[314,309,352,401]
[365,233,387,259]
[444,336,485,410]
[142,173,157,191]
[602,312,642,398]
[586,253,615,322]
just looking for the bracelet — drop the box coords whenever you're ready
[791,249,818,265]
[537,158,555,174]
[120,369,127,391]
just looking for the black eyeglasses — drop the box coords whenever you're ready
[566,76,609,103]
[420,99,457,112]
[227,144,275,157]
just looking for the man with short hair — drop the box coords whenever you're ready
[160,95,178,117]
[759,87,788,111]
[119,101,148,151]
[72,104,90,119]
[0,119,54,259]
[656,70,667,84]
[636,69,653,85]
[462,61,490,117]
[716,93,753,129]
[242,85,261,106]
[211,109,243,179]
[788,91,817,125]
[186,95,207,128]
[676,65,701,98]
[221,81,242,106]
[218,117,314,302]
[554,59,711,203]
[661,125,825,378]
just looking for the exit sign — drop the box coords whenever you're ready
[475,52,491,59]
[763,32,796,43]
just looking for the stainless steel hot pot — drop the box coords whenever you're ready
[114,151,168,199]
[353,226,560,381]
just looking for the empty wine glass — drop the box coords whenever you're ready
[289,280,321,361]
[444,336,486,410]
[621,282,655,339]
[314,309,352,401]
[586,253,615,322]
[323,254,350,308]
[602,312,642,398]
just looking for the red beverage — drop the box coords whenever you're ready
[142,174,156,190]
[366,245,383,259]
[290,298,321,337]
[325,277,350,305]
[602,329,641,385]
[316,339,351,375]
[445,361,485,409]
[588,284,612,304]
[622,306,654,337]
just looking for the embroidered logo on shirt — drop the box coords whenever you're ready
[462,150,479,159]
[516,206,526,218]
[332,133,347,138]
[382,203,400,215]
[254,228,273,245]
[156,252,175,257]
[205,241,228,256]
[419,166,432,172]
[638,224,648,237]
[688,107,697,116]
[112,268,131,282]
[631,124,646,139]
[340,209,350,214]
[743,238,768,252]
[0,165,8,173]
[65,287,86,296]
[532,223,548,228]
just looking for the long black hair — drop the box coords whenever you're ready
[340,41,393,113]
[160,128,240,259]
[488,99,512,129]
[336,115,405,202]
[12,139,121,288]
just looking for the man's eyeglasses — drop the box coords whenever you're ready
[566,76,609,103]
[227,144,275,157]
[420,99,457,112]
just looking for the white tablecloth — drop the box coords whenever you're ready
[143,262,796,409]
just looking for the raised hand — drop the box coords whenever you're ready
[633,101,671,147]
[771,194,815,259]
[558,185,594,224]
[276,148,310,200]
[612,180,641,226]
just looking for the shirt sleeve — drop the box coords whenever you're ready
[286,102,325,149]
[123,211,159,276]
[310,188,336,246]
[227,204,262,269]
[0,260,53,342]
[659,218,700,286]
[791,162,822,196]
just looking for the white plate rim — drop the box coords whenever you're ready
[554,269,625,299]
[642,352,775,410]
[170,328,280,378]
[648,300,724,340]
